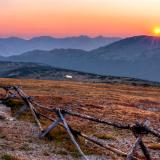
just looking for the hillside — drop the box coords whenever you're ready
[92,35,160,61]
[0,61,160,87]
[2,35,160,82]
[0,61,94,81]
[0,78,160,159]
[0,36,120,56]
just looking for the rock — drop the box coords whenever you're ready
[0,104,12,120]
[0,113,5,120]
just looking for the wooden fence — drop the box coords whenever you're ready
[0,85,160,160]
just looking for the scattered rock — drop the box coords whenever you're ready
[0,112,6,120]
[0,104,12,120]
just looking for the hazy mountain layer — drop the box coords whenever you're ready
[1,35,160,82]
[0,36,120,56]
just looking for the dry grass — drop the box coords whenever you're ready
[94,133,116,140]
[0,78,159,125]
[0,78,160,159]
[148,143,160,150]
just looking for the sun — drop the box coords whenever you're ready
[153,27,160,36]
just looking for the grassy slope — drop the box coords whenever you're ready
[0,78,159,124]
[0,78,160,159]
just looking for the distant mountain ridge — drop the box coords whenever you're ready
[91,35,160,61]
[1,35,160,82]
[0,35,120,56]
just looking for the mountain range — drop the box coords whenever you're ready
[0,36,120,56]
[0,35,160,82]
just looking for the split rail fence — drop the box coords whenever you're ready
[0,85,160,160]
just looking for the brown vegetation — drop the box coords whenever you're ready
[0,78,160,159]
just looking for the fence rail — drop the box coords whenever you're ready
[0,85,160,160]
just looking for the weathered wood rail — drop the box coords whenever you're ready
[0,85,160,160]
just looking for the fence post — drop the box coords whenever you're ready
[57,109,89,160]
[126,137,141,160]
[39,117,62,138]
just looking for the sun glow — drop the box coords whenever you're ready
[153,27,160,36]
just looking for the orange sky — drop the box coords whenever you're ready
[0,0,160,38]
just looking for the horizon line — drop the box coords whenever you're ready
[0,34,154,40]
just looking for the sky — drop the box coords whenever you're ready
[0,0,160,38]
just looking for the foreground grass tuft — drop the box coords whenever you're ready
[148,143,160,150]
[94,133,116,140]
[1,154,23,160]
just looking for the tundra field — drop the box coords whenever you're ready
[0,78,160,160]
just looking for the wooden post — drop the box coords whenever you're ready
[126,137,141,160]
[14,87,43,132]
[4,89,9,99]
[39,117,62,138]
[131,123,152,160]
[28,101,44,131]
[139,139,151,160]
[58,109,89,160]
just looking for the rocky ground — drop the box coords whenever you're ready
[0,102,107,160]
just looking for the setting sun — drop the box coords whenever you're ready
[153,27,160,36]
